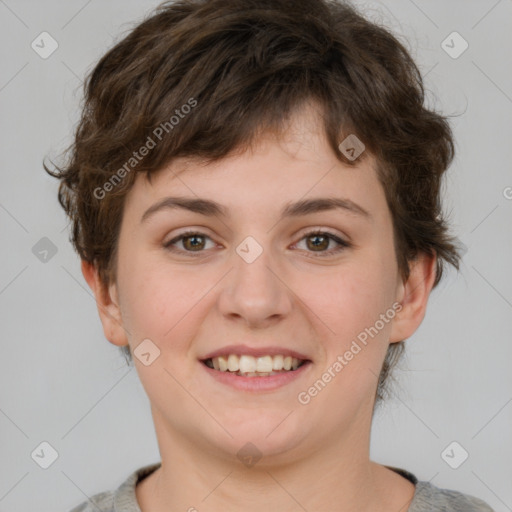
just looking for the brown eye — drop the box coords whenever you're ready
[164,231,214,255]
[295,230,351,257]
[163,229,350,258]
[181,234,206,251]
[306,233,330,251]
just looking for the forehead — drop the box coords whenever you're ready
[124,104,386,219]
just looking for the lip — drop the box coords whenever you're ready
[200,344,311,361]
[200,359,313,392]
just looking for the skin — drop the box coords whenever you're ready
[82,102,436,512]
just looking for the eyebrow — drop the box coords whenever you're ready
[140,196,371,224]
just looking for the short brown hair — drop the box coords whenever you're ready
[44,0,461,404]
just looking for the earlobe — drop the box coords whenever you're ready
[80,260,129,347]
[389,252,437,343]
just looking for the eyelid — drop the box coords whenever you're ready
[164,229,217,254]
[295,225,349,241]
[164,227,351,256]
[291,228,351,256]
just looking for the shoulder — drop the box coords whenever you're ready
[385,466,494,512]
[411,480,495,512]
[66,462,162,512]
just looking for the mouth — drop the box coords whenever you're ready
[200,354,311,377]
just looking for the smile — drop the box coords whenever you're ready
[203,354,307,377]
[200,355,312,392]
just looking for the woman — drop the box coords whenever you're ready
[46,0,494,510]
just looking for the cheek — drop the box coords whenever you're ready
[302,265,396,410]
[118,255,210,347]
[304,257,395,344]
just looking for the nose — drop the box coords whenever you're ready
[217,240,293,328]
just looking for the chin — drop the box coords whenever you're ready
[223,417,308,456]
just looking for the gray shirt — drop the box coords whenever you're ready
[68,462,494,511]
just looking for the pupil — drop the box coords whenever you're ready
[186,235,204,250]
[309,234,327,250]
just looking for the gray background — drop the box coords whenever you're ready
[0,0,511,511]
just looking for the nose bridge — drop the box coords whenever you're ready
[218,234,292,325]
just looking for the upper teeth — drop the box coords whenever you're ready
[209,354,303,372]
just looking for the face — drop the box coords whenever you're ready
[92,104,425,466]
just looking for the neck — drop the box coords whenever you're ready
[136,404,413,512]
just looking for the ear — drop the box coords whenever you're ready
[81,260,129,347]
[389,252,437,343]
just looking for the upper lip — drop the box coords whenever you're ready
[200,344,311,361]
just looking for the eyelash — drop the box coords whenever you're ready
[163,229,351,258]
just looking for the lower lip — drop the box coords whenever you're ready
[200,360,313,392]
